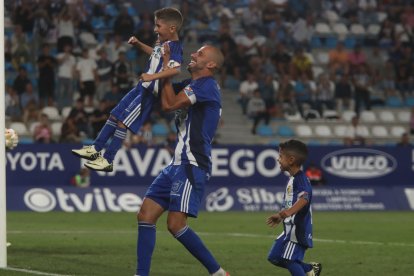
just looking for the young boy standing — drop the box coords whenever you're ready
[72,7,183,172]
[267,139,322,276]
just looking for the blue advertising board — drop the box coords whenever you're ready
[5,144,414,211]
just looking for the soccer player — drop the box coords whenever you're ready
[266,139,322,276]
[134,44,229,276]
[72,7,183,172]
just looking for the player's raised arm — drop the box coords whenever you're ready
[128,36,153,56]
[139,42,181,82]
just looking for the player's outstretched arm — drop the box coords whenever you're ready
[161,78,191,112]
[128,36,153,55]
[140,67,180,82]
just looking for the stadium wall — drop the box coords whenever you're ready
[6,145,414,212]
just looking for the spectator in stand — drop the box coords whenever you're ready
[396,132,411,147]
[12,1,35,33]
[112,51,133,95]
[344,116,369,146]
[13,66,31,97]
[271,43,292,76]
[260,74,281,118]
[103,83,124,110]
[235,26,266,58]
[68,98,89,137]
[352,64,372,114]
[291,14,314,51]
[294,73,316,118]
[5,85,22,120]
[328,42,349,75]
[315,74,335,115]
[113,7,135,40]
[290,47,313,80]
[348,44,367,74]
[70,168,90,188]
[96,48,113,101]
[57,7,76,52]
[37,43,56,107]
[239,73,259,115]
[129,121,154,147]
[76,48,98,107]
[247,89,269,135]
[240,1,262,29]
[33,113,53,144]
[59,115,82,143]
[334,74,354,113]
[378,19,395,49]
[277,74,295,113]
[56,44,76,110]
[90,100,111,138]
[11,24,31,68]
[105,34,128,63]
[21,82,39,125]
[305,163,326,186]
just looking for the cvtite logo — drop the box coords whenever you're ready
[321,148,397,179]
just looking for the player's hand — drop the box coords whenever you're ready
[128,36,139,46]
[162,42,171,63]
[139,73,154,82]
[266,214,283,228]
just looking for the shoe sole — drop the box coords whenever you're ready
[84,162,113,172]
[71,150,100,161]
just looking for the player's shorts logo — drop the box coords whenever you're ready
[171,180,184,195]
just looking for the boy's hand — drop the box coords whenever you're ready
[140,73,154,82]
[128,36,139,46]
[266,214,283,228]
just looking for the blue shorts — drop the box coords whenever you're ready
[268,233,307,264]
[110,84,157,133]
[145,164,207,218]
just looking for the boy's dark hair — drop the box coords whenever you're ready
[154,7,183,31]
[279,139,308,166]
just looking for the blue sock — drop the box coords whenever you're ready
[93,118,118,151]
[103,126,127,163]
[175,226,220,274]
[285,261,305,276]
[299,261,313,273]
[136,222,156,276]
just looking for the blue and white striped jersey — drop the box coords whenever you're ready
[141,40,183,95]
[282,170,313,248]
[171,77,222,173]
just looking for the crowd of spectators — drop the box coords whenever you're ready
[4,0,414,145]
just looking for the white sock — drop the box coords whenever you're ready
[211,267,226,276]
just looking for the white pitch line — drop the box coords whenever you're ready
[7,230,414,248]
[1,266,72,276]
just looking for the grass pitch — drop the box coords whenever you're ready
[1,211,414,276]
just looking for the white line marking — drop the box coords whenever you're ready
[1,266,72,276]
[8,230,414,247]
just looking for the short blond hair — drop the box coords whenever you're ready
[154,7,183,31]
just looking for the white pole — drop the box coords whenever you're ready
[0,0,8,268]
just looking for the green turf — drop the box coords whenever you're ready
[1,211,413,275]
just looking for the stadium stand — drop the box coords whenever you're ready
[4,0,413,146]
